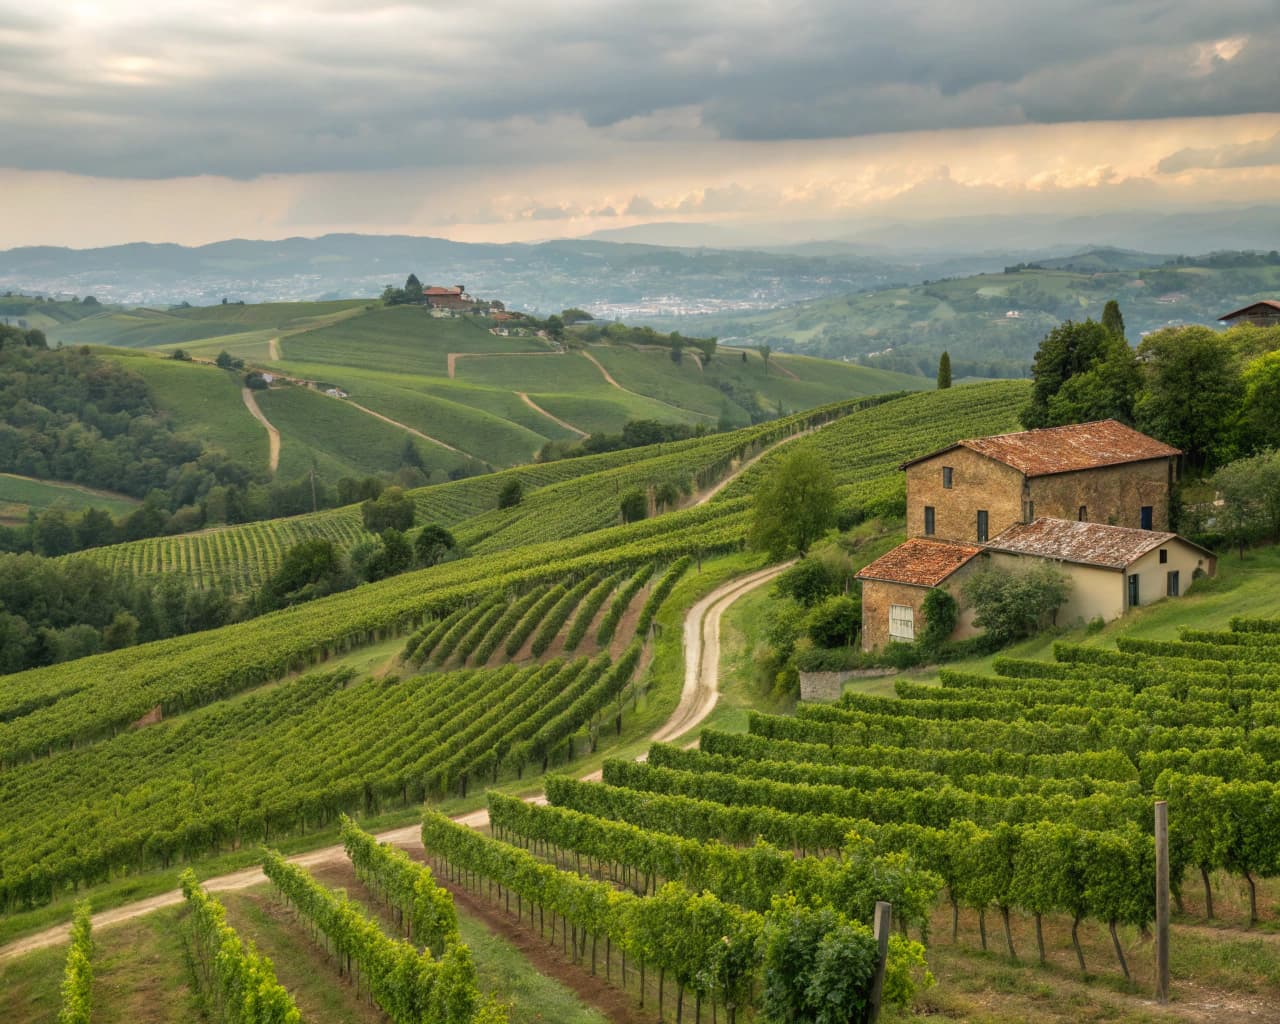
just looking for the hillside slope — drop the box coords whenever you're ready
[49,301,923,483]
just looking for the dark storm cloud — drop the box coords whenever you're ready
[0,0,1276,179]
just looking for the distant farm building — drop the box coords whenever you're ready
[424,285,471,310]
[856,420,1215,650]
[1219,300,1280,327]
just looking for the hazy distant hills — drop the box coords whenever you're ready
[0,234,964,315]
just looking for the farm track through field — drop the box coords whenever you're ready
[518,391,588,438]
[241,386,281,474]
[268,335,280,360]
[0,564,781,961]
[333,395,480,460]
[578,351,715,420]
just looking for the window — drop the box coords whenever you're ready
[1159,549,1168,564]
[942,466,953,489]
[1128,573,1140,607]
[889,604,915,641]
[923,506,935,536]
[1167,571,1180,597]
[1141,506,1154,530]
[1078,505,1087,522]
[976,510,989,542]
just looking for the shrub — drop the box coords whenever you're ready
[961,562,1071,645]
[804,595,860,649]
[497,479,523,509]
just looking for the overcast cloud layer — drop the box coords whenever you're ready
[0,1,1276,179]
[1,2,1278,248]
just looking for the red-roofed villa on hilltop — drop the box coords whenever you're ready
[855,420,1215,651]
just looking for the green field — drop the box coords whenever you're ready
[0,474,139,525]
[29,300,925,494]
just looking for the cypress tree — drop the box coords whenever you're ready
[1102,300,1125,341]
[937,350,952,389]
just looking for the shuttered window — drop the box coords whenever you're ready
[924,506,935,536]
[889,604,915,641]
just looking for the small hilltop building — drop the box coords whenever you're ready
[855,420,1215,650]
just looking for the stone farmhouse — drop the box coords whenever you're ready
[855,420,1217,650]
[423,285,472,310]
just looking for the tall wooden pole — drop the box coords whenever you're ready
[1155,799,1170,1004]
[868,901,892,1023]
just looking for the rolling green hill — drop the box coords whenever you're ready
[44,300,924,489]
[656,254,1280,376]
[0,474,139,526]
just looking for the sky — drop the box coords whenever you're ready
[1,1,1278,249]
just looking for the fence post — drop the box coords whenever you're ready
[868,900,892,1023]
[1155,799,1170,1004]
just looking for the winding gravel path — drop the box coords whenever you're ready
[0,563,783,961]
[241,386,281,474]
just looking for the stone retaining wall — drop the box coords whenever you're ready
[799,667,896,702]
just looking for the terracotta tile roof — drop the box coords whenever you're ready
[424,286,463,295]
[1220,300,1280,320]
[985,517,1179,569]
[901,420,1180,477]
[856,538,983,588]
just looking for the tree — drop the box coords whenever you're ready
[361,486,415,533]
[619,489,647,523]
[215,350,234,369]
[544,315,565,343]
[1044,335,1140,426]
[404,273,423,304]
[1134,325,1243,471]
[244,371,268,390]
[561,308,593,324]
[919,587,958,652]
[415,524,456,567]
[1101,299,1125,341]
[759,344,772,376]
[803,595,859,648]
[1213,449,1280,550]
[774,558,838,606]
[936,351,952,389]
[102,611,139,651]
[259,538,348,608]
[171,348,191,361]
[1241,351,1280,452]
[961,562,1071,646]
[497,479,523,509]
[1021,320,1113,428]
[749,446,836,559]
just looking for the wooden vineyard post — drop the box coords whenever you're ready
[868,900,892,1023]
[1155,799,1170,1004]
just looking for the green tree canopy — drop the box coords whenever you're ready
[1134,325,1243,471]
[1021,319,1113,428]
[1101,299,1125,340]
[497,478,523,509]
[415,524,457,566]
[961,562,1071,646]
[361,486,415,533]
[936,351,952,389]
[749,445,836,559]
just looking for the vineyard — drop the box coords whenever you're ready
[63,381,1027,592]
[7,375,1160,1023]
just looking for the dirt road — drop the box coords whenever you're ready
[241,386,281,474]
[0,564,783,961]
[517,391,588,438]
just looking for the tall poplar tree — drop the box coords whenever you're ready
[937,351,952,389]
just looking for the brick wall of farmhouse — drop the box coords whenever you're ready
[906,449,1024,543]
[1027,459,1173,531]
